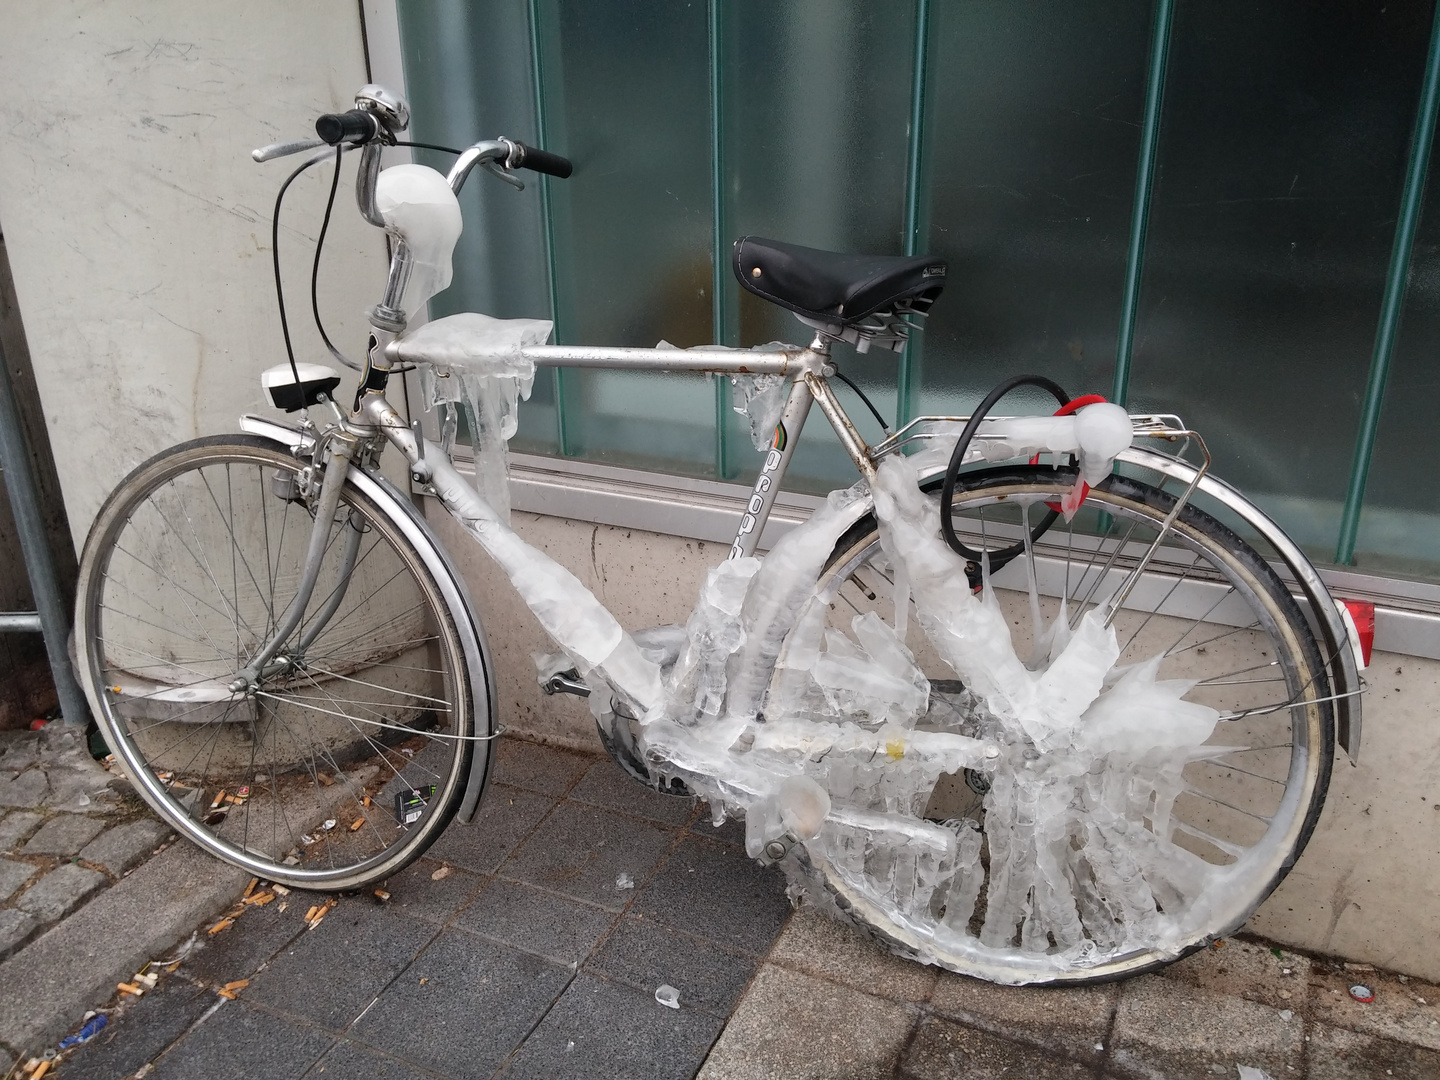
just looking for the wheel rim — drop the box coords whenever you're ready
[802,470,1330,983]
[78,441,474,888]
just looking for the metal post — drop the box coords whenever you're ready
[709,0,734,479]
[895,0,931,428]
[0,334,88,726]
[1334,9,1440,566]
[1112,0,1175,407]
[527,0,572,457]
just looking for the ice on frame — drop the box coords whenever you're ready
[418,375,1248,982]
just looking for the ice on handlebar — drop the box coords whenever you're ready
[375,165,463,318]
[405,312,552,525]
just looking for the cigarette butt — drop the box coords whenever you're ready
[117,981,144,995]
[373,888,391,901]
[304,905,320,922]
[362,795,371,808]
[271,884,291,896]
[208,918,234,935]
[243,877,258,898]
[223,979,249,991]
[31,1062,51,1080]
[135,971,158,988]
[349,817,365,832]
[318,772,334,786]
[216,988,236,1000]
[210,790,226,809]
[250,892,275,906]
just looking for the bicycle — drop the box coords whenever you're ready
[73,85,1364,986]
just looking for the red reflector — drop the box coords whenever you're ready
[1340,599,1375,668]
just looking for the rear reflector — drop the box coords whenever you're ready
[1336,599,1374,670]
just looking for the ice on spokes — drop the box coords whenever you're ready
[425,387,1229,979]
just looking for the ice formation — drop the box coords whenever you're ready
[418,380,1249,982]
[374,164,464,319]
[730,372,789,451]
[401,312,550,524]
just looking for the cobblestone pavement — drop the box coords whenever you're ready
[11,736,1439,1080]
[0,728,173,963]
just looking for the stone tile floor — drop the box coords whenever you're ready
[19,736,1440,1080]
[0,727,172,961]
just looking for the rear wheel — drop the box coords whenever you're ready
[792,466,1333,984]
[75,435,489,891]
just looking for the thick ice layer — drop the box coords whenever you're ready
[905,405,1133,485]
[374,165,463,319]
[403,312,551,525]
[437,397,1245,982]
[730,373,790,451]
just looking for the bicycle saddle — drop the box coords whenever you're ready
[733,236,947,326]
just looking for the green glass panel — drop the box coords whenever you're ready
[717,0,916,492]
[915,1,1151,419]
[395,0,558,454]
[1126,0,1433,564]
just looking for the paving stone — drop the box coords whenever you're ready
[0,909,37,961]
[0,810,42,850]
[689,804,746,848]
[459,877,617,963]
[929,969,1116,1061]
[183,888,308,986]
[698,964,916,1080]
[149,1000,333,1080]
[0,837,247,1052]
[247,900,436,1030]
[351,928,571,1077]
[0,768,48,809]
[311,1038,439,1080]
[0,857,37,902]
[1161,936,1312,1011]
[587,916,758,1017]
[425,785,555,874]
[770,906,937,1003]
[503,801,674,911]
[900,1015,1094,1079]
[630,835,790,954]
[1310,963,1440,1051]
[492,737,597,796]
[0,731,43,775]
[61,977,213,1080]
[15,863,106,922]
[570,757,698,826]
[1306,1019,1440,1080]
[502,971,723,1080]
[21,813,106,856]
[77,817,172,874]
[379,855,487,925]
[1109,974,1303,1079]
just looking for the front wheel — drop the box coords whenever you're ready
[791,466,1333,984]
[75,435,491,891]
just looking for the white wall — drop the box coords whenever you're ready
[0,1,387,542]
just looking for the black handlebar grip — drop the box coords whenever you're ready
[315,109,377,146]
[511,142,573,178]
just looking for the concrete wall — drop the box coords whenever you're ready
[2,0,1436,984]
[0,1,386,539]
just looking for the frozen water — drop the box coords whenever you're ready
[402,312,550,524]
[422,389,1243,982]
[374,165,463,319]
[730,372,790,451]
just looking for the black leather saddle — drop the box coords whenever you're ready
[733,236,947,326]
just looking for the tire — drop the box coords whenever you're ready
[789,466,1333,984]
[75,435,489,891]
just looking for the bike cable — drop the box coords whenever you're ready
[310,145,362,372]
[831,369,892,437]
[938,373,1071,569]
[271,148,331,404]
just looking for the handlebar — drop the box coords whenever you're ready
[506,141,573,179]
[315,109,379,146]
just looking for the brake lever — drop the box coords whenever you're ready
[252,137,328,163]
[479,159,525,191]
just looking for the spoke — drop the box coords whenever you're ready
[302,663,453,708]
[1181,788,1274,824]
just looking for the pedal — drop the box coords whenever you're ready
[541,668,590,697]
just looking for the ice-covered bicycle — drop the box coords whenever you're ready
[74,86,1364,985]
